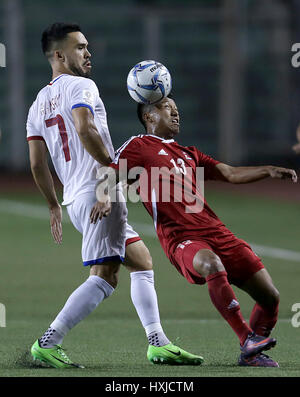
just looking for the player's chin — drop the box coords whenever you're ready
[82,66,92,78]
[170,124,180,136]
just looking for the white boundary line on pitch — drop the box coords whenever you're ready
[0,198,300,263]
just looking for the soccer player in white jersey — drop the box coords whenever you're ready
[27,23,203,368]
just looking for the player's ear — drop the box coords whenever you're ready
[54,49,65,62]
[143,112,152,124]
[144,111,157,124]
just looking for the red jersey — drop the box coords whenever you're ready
[110,134,225,257]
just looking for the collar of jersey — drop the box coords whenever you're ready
[147,134,175,144]
[48,74,68,85]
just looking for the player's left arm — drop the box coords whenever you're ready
[213,163,298,184]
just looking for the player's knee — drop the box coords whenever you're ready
[89,263,120,289]
[265,287,280,311]
[136,249,153,271]
[124,242,153,272]
[193,250,224,278]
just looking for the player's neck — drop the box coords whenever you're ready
[148,131,176,141]
[51,66,73,81]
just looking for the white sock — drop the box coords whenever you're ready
[130,270,170,347]
[39,275,114,348]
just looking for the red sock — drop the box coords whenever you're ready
[250,302,279,337]
[206,271,252,345]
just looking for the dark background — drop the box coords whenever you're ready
[1,0,300,174]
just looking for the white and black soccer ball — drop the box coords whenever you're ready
[127,60,172,105]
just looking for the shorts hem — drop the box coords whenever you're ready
[83,255,125,266]
[125,237,141,247]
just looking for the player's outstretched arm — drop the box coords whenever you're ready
[72,107,112,166]
[213,163,298,184]
[28,140,62,244]
[292,123,300,154]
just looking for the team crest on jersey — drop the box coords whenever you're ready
[83,89,93,106]
[182,151,192,160]
[177,240,193,250]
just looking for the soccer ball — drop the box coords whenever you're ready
[127,60,172,105]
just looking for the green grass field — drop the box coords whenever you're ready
[0,188,300,378]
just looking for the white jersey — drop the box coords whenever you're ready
[26,74,115,205]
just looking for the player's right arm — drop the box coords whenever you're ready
[92,137,143,222]
[292,123,300,154]
[72,106,112,166]
[28,139,62,244]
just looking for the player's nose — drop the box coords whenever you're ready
[171,108,179,117]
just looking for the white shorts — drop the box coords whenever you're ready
[125,223,141,247]
[67,190,128,266]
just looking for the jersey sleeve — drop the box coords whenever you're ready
[194,148,220,180]
[110,137,144,173]
[26,104,45,142]
[69,78,99,116]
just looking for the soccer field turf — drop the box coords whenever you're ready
[0,188,300,378]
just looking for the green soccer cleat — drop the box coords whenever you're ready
[31,339,84,369]
[147,342,204,365]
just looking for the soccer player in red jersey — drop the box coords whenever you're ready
[95,96,297,367]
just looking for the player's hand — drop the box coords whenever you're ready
[90,198,111,224]
[292,143,300,154]
[49,204,62,244]
[268,166,298,183]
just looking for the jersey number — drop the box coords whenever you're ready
[45,115,71,162]
[170,158,187,175]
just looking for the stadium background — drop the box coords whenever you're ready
[0,0,300,378]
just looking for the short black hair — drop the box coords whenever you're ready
[41,22,81,57]
[137,103,149,131]
[137,93,174,132]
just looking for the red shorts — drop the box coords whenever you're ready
[171,232,264,287]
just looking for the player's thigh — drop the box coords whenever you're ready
[124,240,153,272]
[73,192,127,266]
[239,268,280,309]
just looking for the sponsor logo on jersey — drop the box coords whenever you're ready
[158,149,169,156]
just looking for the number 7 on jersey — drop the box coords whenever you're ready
[45,114,71,162]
